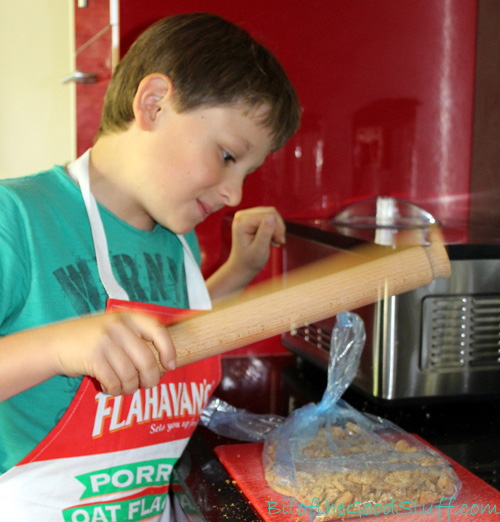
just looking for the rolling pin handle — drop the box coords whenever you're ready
[425,241,451,279]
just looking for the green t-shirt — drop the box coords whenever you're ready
[0,165,200,473]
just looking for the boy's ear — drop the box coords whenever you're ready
[133,74,175,130]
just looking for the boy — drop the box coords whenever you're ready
[0,12,300,520]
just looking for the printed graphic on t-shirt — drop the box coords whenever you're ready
[53,252,186,313]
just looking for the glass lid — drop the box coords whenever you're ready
[331,197,438,245]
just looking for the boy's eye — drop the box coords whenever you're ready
[222,150,236,163]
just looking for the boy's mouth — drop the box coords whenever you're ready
[197,200,212,219]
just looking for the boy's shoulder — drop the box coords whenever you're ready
[0,165,73,204]
[0,164,66,188]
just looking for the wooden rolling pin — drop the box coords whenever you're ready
[164,238,450,367]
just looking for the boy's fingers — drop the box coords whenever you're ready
[250,212,285,250]
[254,214,278,247]
[103,343,141,395]
[265,210,286,245]
[126,314,177,373]
[146,342,167,376]
[266,212,286,246]
[232,213,261,242]
[235,208,286,245]
[234,211,276,238]
[92,352,123,396]
[113,318,165,390]
[148,331,177,372]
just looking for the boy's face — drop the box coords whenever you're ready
[131,100,273,234]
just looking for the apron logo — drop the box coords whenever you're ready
[63,492,168,522]
[63,459,175,522]
[93,380,213,438]
[75,458,176,499]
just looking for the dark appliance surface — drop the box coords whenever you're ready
[281,219,500,402]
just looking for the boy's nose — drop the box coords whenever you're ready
[219,178,243,207]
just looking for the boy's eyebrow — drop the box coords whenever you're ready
[232,136,251,152]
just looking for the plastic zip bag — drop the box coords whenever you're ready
[263,312,461,521]
[199,396,284,442]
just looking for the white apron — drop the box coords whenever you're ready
[0,150,221,522]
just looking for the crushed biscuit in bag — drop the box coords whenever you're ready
[263,313,461,521]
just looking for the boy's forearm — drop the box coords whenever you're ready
[206,259,256,302]
[0,312,178,402]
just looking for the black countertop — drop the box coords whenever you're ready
[174,355,500,521]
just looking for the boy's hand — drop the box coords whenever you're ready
[229,206,286,275]
[52,312,176,395]
[206,206,286,300]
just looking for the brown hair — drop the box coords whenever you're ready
[97,12,300,151]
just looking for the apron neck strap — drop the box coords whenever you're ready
[177,235,212,310]
[67,150,211,310]
[67,150,129,301]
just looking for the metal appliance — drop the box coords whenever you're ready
[281,214,500,401]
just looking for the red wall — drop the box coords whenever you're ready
[75,0,111,157]
[119,0,477,228]
[76,0,478,270]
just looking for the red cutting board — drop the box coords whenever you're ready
[215,441,500,521]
